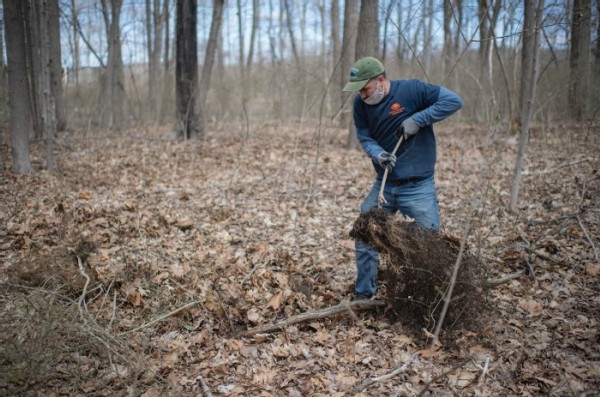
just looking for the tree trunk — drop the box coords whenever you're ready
[596,0,600,75]
[160,0,170,123]
[443,0,453,76]
[0,8,6,87]
[381,0,395,62]
[27,2,43,139]
[175,0,199,139]
[3,0,33,173]
[569,0,592,121]
[70,0,80,99]
[330,0,341,118]
[48,0,66,132]
[340,0,357,124]
[198,0,224,136]
[347,0,378,149]
[100,0,125,129]
[355,0,379,59]
[510,0,544,212]
[236,0,246,84]
[454,0,463,57]
[39,0,55,170]
[283,0,300,65]
[246,0,259,74]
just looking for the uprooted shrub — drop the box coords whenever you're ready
[350,208,489,343]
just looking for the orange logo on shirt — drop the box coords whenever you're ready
[390,103,405,115]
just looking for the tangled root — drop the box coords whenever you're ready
[350,208,489,342]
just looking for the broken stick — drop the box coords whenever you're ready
[241,300,385,337]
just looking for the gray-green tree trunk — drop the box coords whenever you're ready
[443,0,453,76]
[4,0,33,173]
[198,0,224,135]
[510,0,544,212]
[39,0,55,170]
[347,0,378,148]
[101,0,124,129]
[569,0,592,121]
[48,0,65,132]
[330,0,341,118]
[175,0,199,139]
[340,0,357,126]
[146,0,165,123]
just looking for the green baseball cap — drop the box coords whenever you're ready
[343,57,385,92]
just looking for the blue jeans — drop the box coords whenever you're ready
[355,175,440,298]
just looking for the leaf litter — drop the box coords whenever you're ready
[0,122,599,396]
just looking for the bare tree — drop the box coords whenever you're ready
[3,0,33,173]
[198,0,224,135]
[381,0,395,62]
[283,0,301,65]
[146,0,166,122]
[443,0,454,76]
[331,0,341,113]
[100,0,124,129]
[355,0,380,59]
[510,0,544,212]
[346,0,378,148]
[48,0,65,132]
[596,0,600,74]
[175,0,199,139]
[569,0,592,121]
[340,0,357,125]
[39,0,55,169]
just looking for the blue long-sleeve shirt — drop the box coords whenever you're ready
[353,79,463,180]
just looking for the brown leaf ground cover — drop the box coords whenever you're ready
[1,122,599,396]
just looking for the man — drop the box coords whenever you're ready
[343,57,463,301]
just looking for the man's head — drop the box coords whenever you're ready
[343,57,387,104]
[343,57,385,92]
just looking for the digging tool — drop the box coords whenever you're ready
[378,128,405,207]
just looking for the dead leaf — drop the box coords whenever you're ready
[247,308,260,323]
[79,190,93,200]
[584,262,600,276]
[338,239,355,249]
[175,218,193,230]
[518,298,544,316]
[264,291,283,311]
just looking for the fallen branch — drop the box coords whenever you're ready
[241,300,385,337]
[576,215,598,262]
[521,157,593,175]
[524,247,563,266]
[347,355,416,395]
[485,269,526,286]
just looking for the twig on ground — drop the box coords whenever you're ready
[109,289,117,329]
[241,300,385,337]
[477,356,490,385]
[576,215,599,262]
[430,220,471,348]
[347,355,416,395]
[524,247,563,265]
[485,269,526,286]
[521,157,593,175]
[120,300,203,335]
[77,256,90,323]
[196,375,213,397]
[417,357,472,397]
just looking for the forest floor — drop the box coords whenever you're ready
[1,120,599,396]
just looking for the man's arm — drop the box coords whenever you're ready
[410,87,463,127]
[356,127,386,159]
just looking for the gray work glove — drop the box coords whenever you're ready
[401,117,420,139]
[375,151,396,169]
